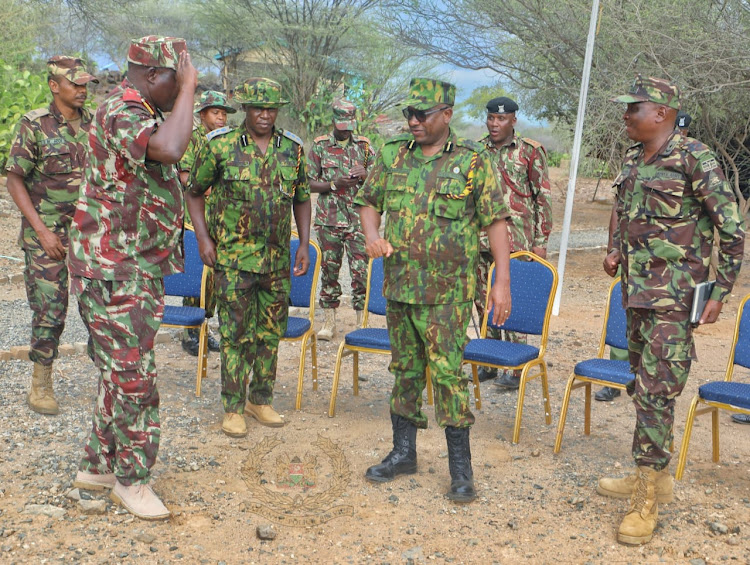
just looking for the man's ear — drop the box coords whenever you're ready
[654,104,670,124]
[48,78,60,95]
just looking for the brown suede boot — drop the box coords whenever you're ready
[28,362,59,415]
[617,466,659,545]
[597,468,673,503]
[318,309,336,341]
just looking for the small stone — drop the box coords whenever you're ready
[256,524,277,540]
[65,489,82,501]
[136,532,157,544]
[78,499,107,515]
[726,537,740,546]
[388,495,399,504]
[22,504,66,519]
[708,522,728,535]
[531,450,541,458]
[402,546,424,561]
[689,559,707,565]
[438,451,448,459]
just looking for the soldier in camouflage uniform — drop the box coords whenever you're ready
[68,37,198,520]
[308,98,374,341]
[356,78,512,503]
[598,76,744,545]
[178,90,236,356]
[186,78,311,438]
[5,56,98,415]
[474,96,553,387]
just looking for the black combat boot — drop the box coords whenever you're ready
[445,426,476,503]
[181,329,200,357]
[365,413,417,482]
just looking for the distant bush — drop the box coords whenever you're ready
[547,151,569,168]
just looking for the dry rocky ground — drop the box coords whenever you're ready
[0,171,748,565]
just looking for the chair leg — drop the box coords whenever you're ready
[196,323,208,398]
[328,342,348,417]
[675,395,701,480]
[353,351,360,396]
[711,406,720,463]
[425,367,434,406]
[311,334,318,391]
[583,383,592,436]
[295,335,308,411]
[540,362,551,425]
[553,374,577,454]
[512,366,529,444]
[471,364,482,410]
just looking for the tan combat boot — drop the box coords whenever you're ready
[597,468,673,502]
[317,309,336,341]
[356,310,364,329]
[617,466,659,545]
[28,362,59,415]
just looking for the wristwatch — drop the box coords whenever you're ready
[330,180,337,192]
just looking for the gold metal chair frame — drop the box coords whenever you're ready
[283,234,322,411]
[554,278,629,453]
[675,293,750,480]
[328,258,433,417]
[466,251,558,444]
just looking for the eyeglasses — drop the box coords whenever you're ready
[402,105,450,122]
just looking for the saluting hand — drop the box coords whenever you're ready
[176,51,198,92]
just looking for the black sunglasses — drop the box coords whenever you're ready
[402,105,450,122]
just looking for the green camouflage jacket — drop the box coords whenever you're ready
[69,79,184,281]
[179,123,208,174]
[479,132,552,253]
[307,132,374,228]
[188,124,310,274]
[355,129,510,305]
[612,132,744,310]
[4,101,93,246]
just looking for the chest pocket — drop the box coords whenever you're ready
[641,179,685,219]
[384,171,410,211]
[277,166,297,199]
[433,174,470,220]
[40,145,73,175]
[222,164,253,200]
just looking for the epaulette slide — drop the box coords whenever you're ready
[356,135,372,144]
[282,129,303,146]
[207,126,232,141]
[24,108,50,121]
[313,134,329,143]
[522,137,543,149]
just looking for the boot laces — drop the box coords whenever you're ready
[630,470,652,513]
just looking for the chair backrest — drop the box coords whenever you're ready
[729,294,750,372]
[164,229,204,299]
[288,238,321,311]
[604,280,629,350]
[366,257,387,316]
[487,252,557,337]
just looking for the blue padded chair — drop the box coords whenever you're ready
[162,228,209,397]
[464,251,558,444]
[675,293,750,480]
[554,279,635,453]
[283,236,321,410]
[328,257,433,417]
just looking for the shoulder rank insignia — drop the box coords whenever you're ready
[282,129,303,146]
[122,88,142,103]
[24,108,50,121]
[207,126,232,141]
[313,134,329,143]
[522,137,543,150]
[355,134,372,144]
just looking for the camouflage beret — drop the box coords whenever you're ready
[47,56,98,86]
[195,90,236,114]
[486,96,518,114]
[399,77,456,111]
[332,98,357,130]
[234,78,289,108]
[611,75,681,110]
[127,36,187,70]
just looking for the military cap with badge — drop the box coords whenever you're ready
[486,96,518,115]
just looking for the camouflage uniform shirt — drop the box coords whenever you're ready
[612,132,744,310]
[69,79,184,281]
[188,125,310,273]
[479,132,552,252]
[179,123,208,174]
[308,133,374,227]
[355,130,510,304]
[4,101,93,246]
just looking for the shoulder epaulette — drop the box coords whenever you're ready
[454,137,484,152]
[207,126,232,141]
[355,135,372,144]
[24,108,50,121]
[522,137,544,150]
[313,134,329,143]
[282,129,303,146]
[385,133,412,145]
[122,88,142,103]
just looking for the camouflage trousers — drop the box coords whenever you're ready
[626,308,695,471]
[72,276,164,485]
[315,224,367,311]
[386,300,474,429]
[214,268,289,412]
[183,266,216,317]
[22,232,69,365]
[473,251,526,376]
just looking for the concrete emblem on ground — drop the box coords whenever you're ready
[242,434,353,526]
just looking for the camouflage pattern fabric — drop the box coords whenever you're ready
[180,124,209,227]
[73,275,164,485]
[316,226,367,310]
[611,75,681,110]
[46,55,98,85]
[612,132,744,310]
[69,79,184,281]
[625,308,694,471]
[233,77,289,108]
[399,77,456,110]
[194,90,235,114]
[387,300,475,429]
[188,125,309,273]
[127,36,186,70]
[332,98,357,130]
[214,268,289,412]
[4,101,93,365]
[354,129,509,305]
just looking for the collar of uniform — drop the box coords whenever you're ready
[48,100,91,126]
[120,78,162,119]
[660,132,681,156]
[196,122,208,137]
[480,131,517,150]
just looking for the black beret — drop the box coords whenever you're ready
[486,96,518,114]
[675,111,692,128]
